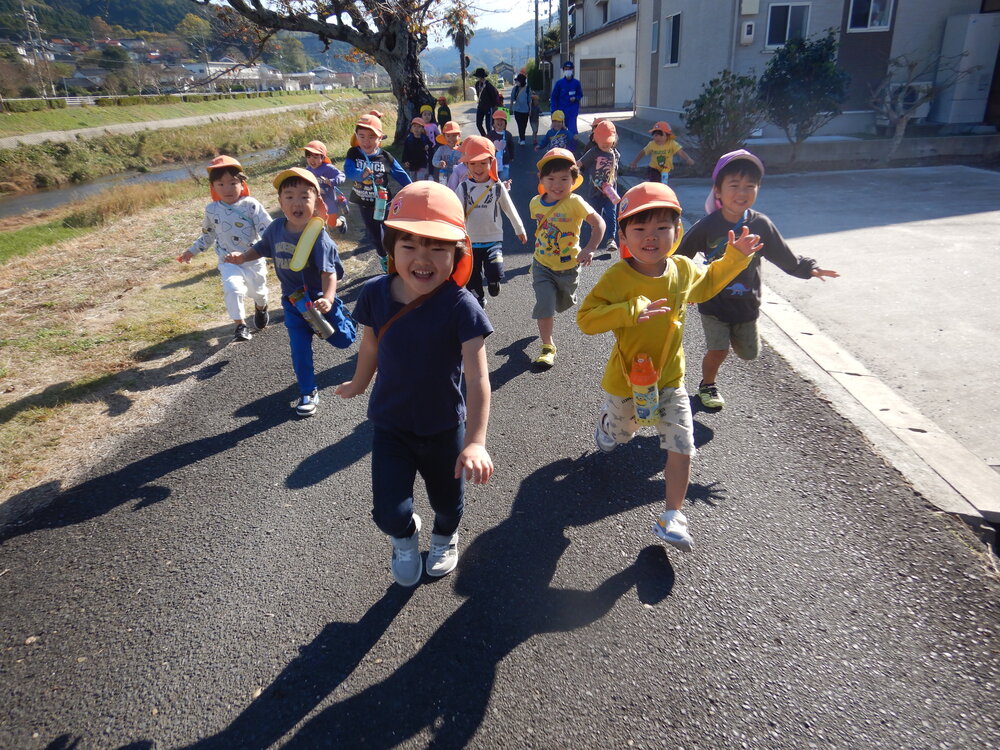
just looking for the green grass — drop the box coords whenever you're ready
[0,91,361,138]
[0,222,89,263]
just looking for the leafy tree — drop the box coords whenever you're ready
[263,33,313,74]
[176,13,213,61]
[443,1,476,101]
[758,31,850,160]
[196,1,448,143]
[98,47,132,71]
[682,69,766,172]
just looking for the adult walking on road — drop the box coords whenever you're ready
[550,60,584,136]
[473,67,502,137]
[510,72,531,145]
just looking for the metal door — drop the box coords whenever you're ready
[580,58,615,109]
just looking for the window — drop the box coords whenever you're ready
[663,13,680,66]
[651,20,659,53]
[766,3,809,47]
[848,0,892,31]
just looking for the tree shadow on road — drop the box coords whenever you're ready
[0,360,356,545]
[173,452,676,749]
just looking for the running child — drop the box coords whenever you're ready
[177,155,271,343]
[436,97,452,129]
[419,104,440,144]
[225,168,356,416]
[577,119,622,254]
[528,147,605,368]
[432,121,463,185]
[628,121,694,183]
[303,139,348,234]
[675,149,839,410]
[536,110,573,153]
[344,113,412,271]
[453,135,527,306]
[402,117,434,182]
[577,182,762,551]
[336,181,493,587]
[486,108,515,181]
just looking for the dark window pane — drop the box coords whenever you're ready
[768,5,790,45]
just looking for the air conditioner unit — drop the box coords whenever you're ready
[740,22,755,45]
[889,81,934,122]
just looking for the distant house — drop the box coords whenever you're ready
[635,0,1000,135]
[492,61,516,84]
[567,0,637,110]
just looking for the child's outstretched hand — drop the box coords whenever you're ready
[812,268,840,282]
[637,298,672,323]
[224,252,246,265]
[176,250,193,264]
[455,443,493,485]
[517,233,528,244]
[728,226,763,256]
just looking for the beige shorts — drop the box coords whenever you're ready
[602,386,696,455]
[531,260,580,319]
[700,313,761,360]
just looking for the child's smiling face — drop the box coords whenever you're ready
[715,174,759,221]
[539,167,574,202]
[356,127,379,153]
[445,132,460,148]
[305,152,323,169]
[652,131,668,144]
[211,173,244,204]
[467,158,492,182]
[621,210,679,276]
[492,117,506,132]
[392,232,457,298]
[278,181,320,232]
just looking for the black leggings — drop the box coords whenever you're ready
[513,111,529,141]
[476,106,493,136]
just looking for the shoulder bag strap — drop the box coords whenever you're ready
[375,282,446,343]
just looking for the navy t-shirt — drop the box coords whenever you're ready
[252,217,344,298]
[353,277,493,435]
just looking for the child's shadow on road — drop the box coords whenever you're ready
[175,452,679,750]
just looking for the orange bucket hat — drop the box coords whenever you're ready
[383,181,473,286]
[410,116,426,127]
[356,113,385,139]
[206,155,250,201]
[649,120,674,135]
[303,139,331,164]
[272,167,322,193]
[437,120,462,144]
[616,182,684,259]
[592,119,618,150]
[459,135,499,182]
[491,108,509,122]
[536,147,583,195]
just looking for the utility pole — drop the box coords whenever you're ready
[559,0,568,67]
[534,0,539,73]
[21,0,55,97]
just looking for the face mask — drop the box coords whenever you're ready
[563,70,573,78]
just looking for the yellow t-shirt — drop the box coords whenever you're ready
[577,247,753,396]
[642,139,683,174]
[529,193,594,271]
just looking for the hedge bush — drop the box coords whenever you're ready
[6,99,49,113]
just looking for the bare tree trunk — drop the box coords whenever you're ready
[372,18,434,145]
[883,116,910,166]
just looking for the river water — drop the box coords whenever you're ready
[0,147,286,220]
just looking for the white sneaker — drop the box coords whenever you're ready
[652,509,694,552]
[426,531,459,577]
[295,389,319,416]
[594,410,616,453]
[519,139,526,145]
[390,514,422,586]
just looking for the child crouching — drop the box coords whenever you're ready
[577,183,761,551]
[336,181,493,587]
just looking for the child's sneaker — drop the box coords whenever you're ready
[593,409,616,453]
[233,323,253,342]
[253,305,269,331]
[652,509,694,552]
[534,343,557,368]
[390,514,422,587]
[487,281,501,297]
[295,389,319,417]
[698,382,725,409]
[426,531,459,577]
[337,216,348,234]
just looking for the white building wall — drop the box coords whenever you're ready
[891,0,981,59]
[574,21,638,108]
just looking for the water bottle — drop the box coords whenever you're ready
[660,171,670,185]
[630,353,659,426]
[601,182,621,205]
[373,185,388,221]
[301,303,336,339]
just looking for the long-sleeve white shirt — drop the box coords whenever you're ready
[453,178,525,244]
[187,197,272,262]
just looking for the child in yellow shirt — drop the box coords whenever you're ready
[577,182,761,551]
[628,121,694,183]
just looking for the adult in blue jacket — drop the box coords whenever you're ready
[550,60,584,136]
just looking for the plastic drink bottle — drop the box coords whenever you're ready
[630,353,659,425]
[289,289,336,339]
[373,185,388,221]
[660,171,670,184]
[601,182,621,205]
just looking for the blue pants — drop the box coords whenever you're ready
[372,424,465,539]
[282,297,355,395]
[465,242,505,303]
[358,204,386,257]
[589,192,619,248]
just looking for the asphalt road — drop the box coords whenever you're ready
[1,135,998,750]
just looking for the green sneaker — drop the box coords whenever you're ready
[698,383,725,409]
[534,343,557,368]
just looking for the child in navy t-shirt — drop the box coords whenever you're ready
[336,181,493,588]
